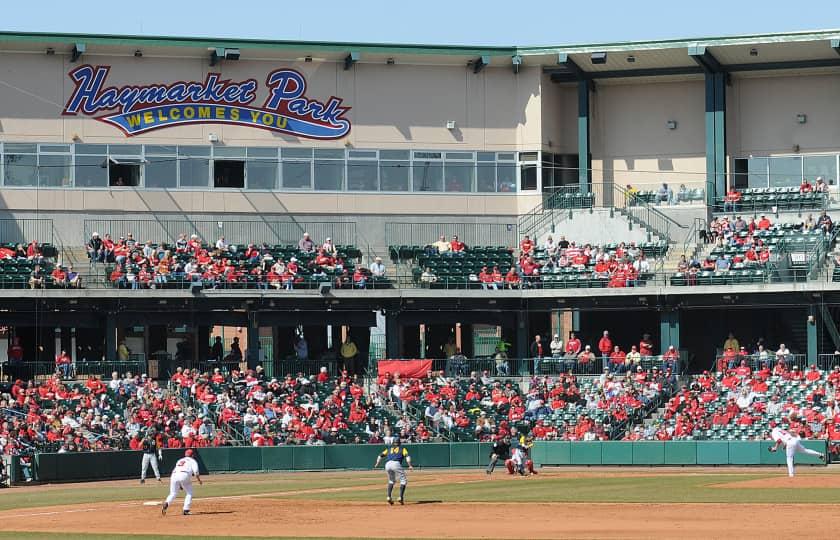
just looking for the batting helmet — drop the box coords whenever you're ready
[393,436,401,446]
[185,449,194,457]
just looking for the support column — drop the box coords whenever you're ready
[385,311,400,359]
[515,310,529,359]
[659,310,681,352]
[105,314,117,362]
[577,79,591,192]
[247,311,260,370]
[704,72,727,207]
[807,305,818,365]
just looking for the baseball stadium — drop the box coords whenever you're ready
[2,26,840,539]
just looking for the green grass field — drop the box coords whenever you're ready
[1,468,837,539]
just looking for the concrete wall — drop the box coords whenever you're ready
[0,52,541,151]
[729,72,840,157]
[540,76,577,154]
[589,79,707,190]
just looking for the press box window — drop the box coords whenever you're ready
[213,160,245,188]
[108,157,143,187]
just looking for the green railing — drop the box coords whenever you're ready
[384,222,518,252]
[83,219,357,247]
[616,184,687,245]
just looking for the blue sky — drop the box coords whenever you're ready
[1,0,837,46]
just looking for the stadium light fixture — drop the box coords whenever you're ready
[832,39,840,56]
[134,50,143,58]
[749,48,759,57]
[304,55,313,62]
[471,56,490,74]
[45,47,55,55]
[386,57,395,65]
[344,52,359,70]
[512,55,522,74]
[796,114,807,124]
[210,48,240,66]
[590,52,607,65]
[70,43,85,63]
[666,120,678,130]
[626,55,635,63]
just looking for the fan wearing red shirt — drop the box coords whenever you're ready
[609,346,626,373]
[504,268,520,289]
[597,331,612,361]
[519,235,534,255]
[478,267,497,290]
[757,215,772,230]
[565,333,582,357]
[639,334,654,357]
[449,235,465,253]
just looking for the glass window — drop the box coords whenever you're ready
[348,160,378,191]
[282,161,311,189]
[282,147,312,159]
[75,144,108,155]
[247,147,277,159]
[146,157,178,188]
[246,160,277,190]
[38,154,71,187]
[412,161,443,192]
[542,155,555,190]
[747,157,768,189]
[380,161,409,191]
[74,155,108,187]
[213,146,246,159]
[4,143,37,154]
[497,153,516,161]
[444,162,474,192]
[314,148,345,159]
[109,144,142,156]
[520,164,538,191]
[477,162,496,192]
[768,156,802,187]
[348,150,377,159]
[39,144,71,153]
[314,160,344,190]
[4,153,36,186]
[445,152,473,160]
[477,152,495,162]
[179,155,210,188]
[145,145,177,156]
[804,155,837,184]
[178,146,211,157]
[380,150,410,160]
[497,163,516,192]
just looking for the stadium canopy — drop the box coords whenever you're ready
[1,29,839,76]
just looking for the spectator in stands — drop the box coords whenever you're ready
[543,235,556,255]
[370,257,386,278]
[431,235,450,256]
[87,232,104,263]
[478,266,497,290]
[639,334,654,357]
[776,343,791,364]
[420,267,437,285]
[519,235,534,255]
[657,182,673,205]
[662,345,679,372]
[609,345,626,373]
[320,237,337,256]
[626,345,641,369]
[449,235,465,255]
[51,265,68,288]
[815,177,828,193]
[210,336,223,362]
[29,264,45,289]
[800,178,814,194]
[298,232,315,253]
[55,349,72,379]
[577,346,595,373]
[598,331,612,364]
[723,187,741,212]
[504,267,520,289]
[818,211,833,233]
[340,335,359,375]
[757,214,772,230]
[530,334,545,373]
[295,335,309,361]
[352,266,368,289]
[550,334,563,358]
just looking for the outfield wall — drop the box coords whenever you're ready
[23,440,827,483]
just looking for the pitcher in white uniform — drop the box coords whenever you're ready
[769,425,825,477]
[162,449,202,516]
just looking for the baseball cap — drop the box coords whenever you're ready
[185,449,194,457]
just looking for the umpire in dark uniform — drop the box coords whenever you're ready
[486,434,511,475]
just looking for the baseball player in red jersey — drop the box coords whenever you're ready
[162,449,202,516]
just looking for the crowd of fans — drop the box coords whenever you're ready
[91,231,380,290]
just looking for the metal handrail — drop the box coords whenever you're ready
[615,184,687,245]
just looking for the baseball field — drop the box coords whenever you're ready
[2,466,840,539]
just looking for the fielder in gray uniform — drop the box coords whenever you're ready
[140,431,161,484]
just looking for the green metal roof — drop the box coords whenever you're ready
[0,28,838,61]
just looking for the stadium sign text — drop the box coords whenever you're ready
[62,65,351,139]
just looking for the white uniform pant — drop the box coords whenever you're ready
[511,448,524,468]
[141,453,160,480]
[165,472,194,510]
[785,439,822,477]
[385,461,406,485]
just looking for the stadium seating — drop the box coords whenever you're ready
[715,187,827,213]
[0,242,61,289]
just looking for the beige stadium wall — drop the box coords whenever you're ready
[728,72,840,157]
[0,52,542,150]
[539,76,577,154]
[0,51,544,216]
[588,79,707,192]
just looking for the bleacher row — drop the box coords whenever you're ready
[716,187,828,213]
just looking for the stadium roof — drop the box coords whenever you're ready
[0,29,839,77]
